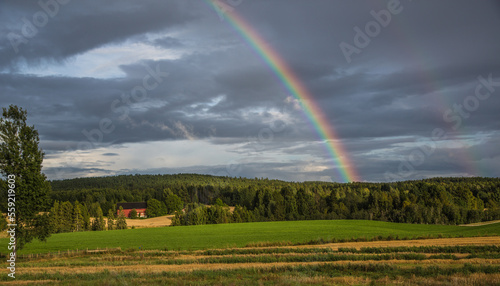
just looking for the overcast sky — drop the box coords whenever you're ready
[1,0,499,182]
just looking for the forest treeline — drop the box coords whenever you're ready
[3,174,499,233]
[45,174,500,227]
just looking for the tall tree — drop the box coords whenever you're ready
[59,201,73,232]
[165,193,184,214]
[72,201,84,232]
[116,206,128,230]
[0,105,51,250]
[281,187,298,220]
[91,206,105,231]
[81,203,91,231]
[49,201,62,233]
[146,198,167,217]
[107,209,115,230]
[129,208,138,219]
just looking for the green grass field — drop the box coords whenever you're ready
[3,220,500,254]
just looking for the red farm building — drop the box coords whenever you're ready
[117,202,147,218]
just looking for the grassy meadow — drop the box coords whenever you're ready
[2,220,500,255]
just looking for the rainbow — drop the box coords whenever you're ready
[207,1,359,182]
[396,28,480,178]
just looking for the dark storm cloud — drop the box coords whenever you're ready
[0,53,294,149]
[1,0,499,181]
[0,0,198,69]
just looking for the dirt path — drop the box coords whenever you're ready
[460,220,500,226]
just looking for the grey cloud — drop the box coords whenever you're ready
[0,0,197,69]
[44,167,114,181]
[152,36,183,48]
[1,0,499,182]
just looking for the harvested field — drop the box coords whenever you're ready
[124,215,174,228]
[287,236,500,250]
[91,215,174,229]
[3,236,500,285]
[120,207,233,228]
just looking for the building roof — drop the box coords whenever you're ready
[117,202,147,209]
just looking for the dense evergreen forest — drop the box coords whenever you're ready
[48,175,500,226]
[2,174,499,233]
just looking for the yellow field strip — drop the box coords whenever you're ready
[247,236,500,251]
[17,258,500,275]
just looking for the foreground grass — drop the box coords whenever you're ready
[3,240,500,285]
[7,263,500,285]
[2,220,500,255]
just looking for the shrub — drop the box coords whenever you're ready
[129,209,138,219]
